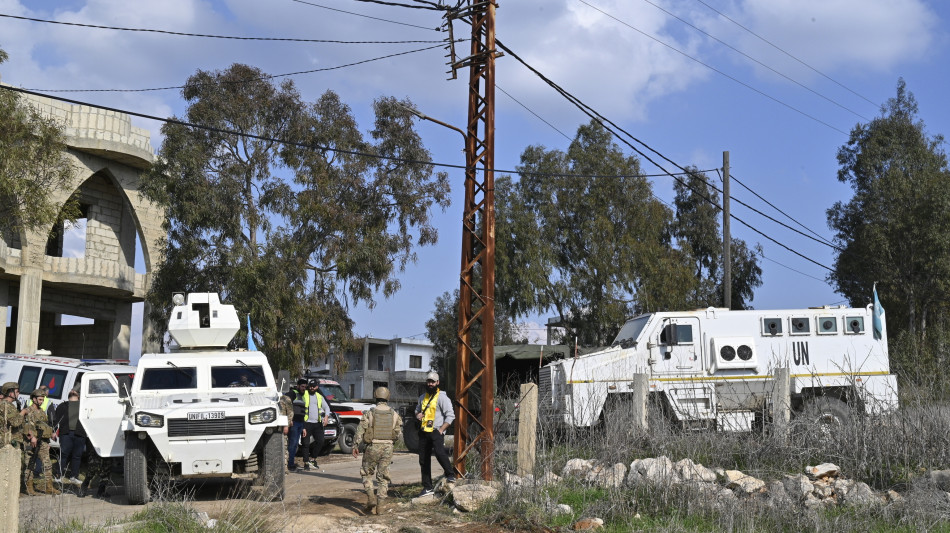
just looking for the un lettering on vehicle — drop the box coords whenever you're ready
[792,341,809,365]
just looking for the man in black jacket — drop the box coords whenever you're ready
[52,389,85,485]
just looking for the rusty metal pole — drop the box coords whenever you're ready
[454,0,497,480]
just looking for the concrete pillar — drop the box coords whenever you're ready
[362,339,370,398]
[15,267,42,355]
[772,367,791,440]
[632,373,649,432]
[0,281,9,352]
[110,301,132,359]
[0,445,20,533]
[140,280,162,355]
[516,383,538,477]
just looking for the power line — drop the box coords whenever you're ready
[761,254,829,284]
[571,0,848,135]
[637,0,869,121]
[345,0,446,11]
[21,45,449,93]
[0,85,717,182]
[497,85,572,141]
[725,170,837,248]
[495,39,834,271]
[289,0,439,30]
[0,13,445,44]
[694,0,878,107]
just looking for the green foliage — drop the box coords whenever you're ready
[142,64,449,373]
[495,120,696,347]
[0,48,80,238]
[828,78,950,384]
[672,168,763,309]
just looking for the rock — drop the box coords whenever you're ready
[782,474,814,499]
[538,471,562,486]
[563,458,594,478]
[675,458,717,483]
[931,470,950,491]
[766,480,790,505]
[806,463,840,480]
[556,503,573,515]
[886,490,903,503]
[586,462,627,488]
[724,470,765,494]
[812,479,834,499]
[841,481,880,507]
[572,517,604,530]
[452,483,499,512]
[628,456,678,485]
[504,472,533,487]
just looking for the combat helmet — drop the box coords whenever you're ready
[1,382,18,395]
[373,386,390,401]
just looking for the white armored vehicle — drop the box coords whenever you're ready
[81,292,287,504]
[540,305,898,432]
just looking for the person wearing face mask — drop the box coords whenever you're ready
[414,372,456,497]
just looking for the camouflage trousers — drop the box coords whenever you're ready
[360,442,394,498]
[82,452,113,491]
[24,439,52,487]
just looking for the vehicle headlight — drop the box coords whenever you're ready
[135,412,164,428]
[249,408,276,425]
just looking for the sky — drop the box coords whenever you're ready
[1,0,948,358]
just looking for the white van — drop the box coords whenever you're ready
[0,352,135,412]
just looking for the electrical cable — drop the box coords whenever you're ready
[344,0,445,11]
[724,170,837,248]
[289,0,439,30]
[570,0,847,135]
[0,13,445,44]
[636,0,869,121]
[495,39,834,271]
[761,254,829,284]
[694,0,878,107]
[0,85,717,182]
[21,45,450,93]
[497,85,573,141]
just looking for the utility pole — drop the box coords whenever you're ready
[722,151,731,310]
[450,0,498,480]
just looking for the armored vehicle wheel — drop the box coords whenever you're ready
[794,397,851,445]
[338,423,359,455]
[124,434,150,505]
[258,430,285,501]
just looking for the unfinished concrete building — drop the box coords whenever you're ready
[0,91,164,358]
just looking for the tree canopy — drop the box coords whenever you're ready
[0,48,79,238]
[828,78,950,381]
[494,120,697,347]
[143,63,450,373]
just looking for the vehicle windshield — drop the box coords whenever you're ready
[140,367,197,390]
[612,315,651,347]
[211,366,265,388]
[317,384,349,402]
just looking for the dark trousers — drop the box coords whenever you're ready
[301,422,324,463]
[419,430,454,490]
[58,431,86,478]
[287,421,305,468]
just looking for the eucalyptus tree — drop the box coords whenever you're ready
[143,63,450,372]
[495,120,695,348]
[828,79,950,380]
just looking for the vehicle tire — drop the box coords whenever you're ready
[338,423,358,455]
[794,397,851,445]
[257,430,285,501]
[403,418,420,453]
[124,434,150,505]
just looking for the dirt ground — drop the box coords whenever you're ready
[17,451,520,533]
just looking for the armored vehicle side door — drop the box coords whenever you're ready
[79,371,126,458]
[654,317,703,375]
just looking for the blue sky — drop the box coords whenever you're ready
[1,0,947,357]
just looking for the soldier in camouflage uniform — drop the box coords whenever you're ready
[79,449,112,498]
[352,387,402,515]
[1,382,30,495]
[23,388,60,495]
[278,393,294,472]
[22,388,59,495]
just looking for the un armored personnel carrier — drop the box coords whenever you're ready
[81,292,287,504]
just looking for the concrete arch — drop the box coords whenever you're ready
[0,89,165,358]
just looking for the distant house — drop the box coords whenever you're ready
[309,336,435,405]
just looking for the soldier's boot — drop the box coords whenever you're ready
[23,473,36,496]
[44,473,61,495]
[363,492,377,515]
[374,496,386,515]
[96,482,108,498]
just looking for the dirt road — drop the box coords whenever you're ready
[18,451,425,531]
